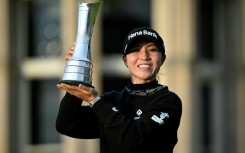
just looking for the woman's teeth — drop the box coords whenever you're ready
[139,64,150,68]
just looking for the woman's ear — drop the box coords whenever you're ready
[122,55,128,67]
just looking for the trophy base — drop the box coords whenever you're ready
[58,80,93,87]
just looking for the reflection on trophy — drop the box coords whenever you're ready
[59,1,103,86]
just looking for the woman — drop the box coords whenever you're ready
[56,27,182,153]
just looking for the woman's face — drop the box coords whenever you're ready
[123,41,165,84]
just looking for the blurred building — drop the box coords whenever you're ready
[0,0,245,153]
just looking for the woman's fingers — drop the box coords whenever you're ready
[65,50,74,60]
[65,44,75,60]
[57,83,98,102]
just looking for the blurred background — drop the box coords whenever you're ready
[0,0,245,153]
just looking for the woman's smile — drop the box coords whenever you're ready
[138,64,151,68]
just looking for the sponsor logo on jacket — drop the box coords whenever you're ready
[151,112,169,125]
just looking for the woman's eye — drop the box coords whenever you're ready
[129,47,140,53]
[148,48,158,52]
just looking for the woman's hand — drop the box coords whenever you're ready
[57,83,99,103]
[66,43,75,60]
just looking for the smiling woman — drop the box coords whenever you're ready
[122,41,165,84]
[121,27,166,84]
[56,27,182,153]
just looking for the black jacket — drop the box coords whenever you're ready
[56,80,182,153]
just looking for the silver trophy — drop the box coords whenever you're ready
[59,1,103,86]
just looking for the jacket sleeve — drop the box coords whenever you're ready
[56,92,100,139]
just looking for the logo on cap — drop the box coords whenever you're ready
[122,27,165,55]
[128,30,158,41]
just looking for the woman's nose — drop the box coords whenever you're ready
[139,49,150,60]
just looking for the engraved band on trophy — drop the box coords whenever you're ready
[59,1,103,86]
